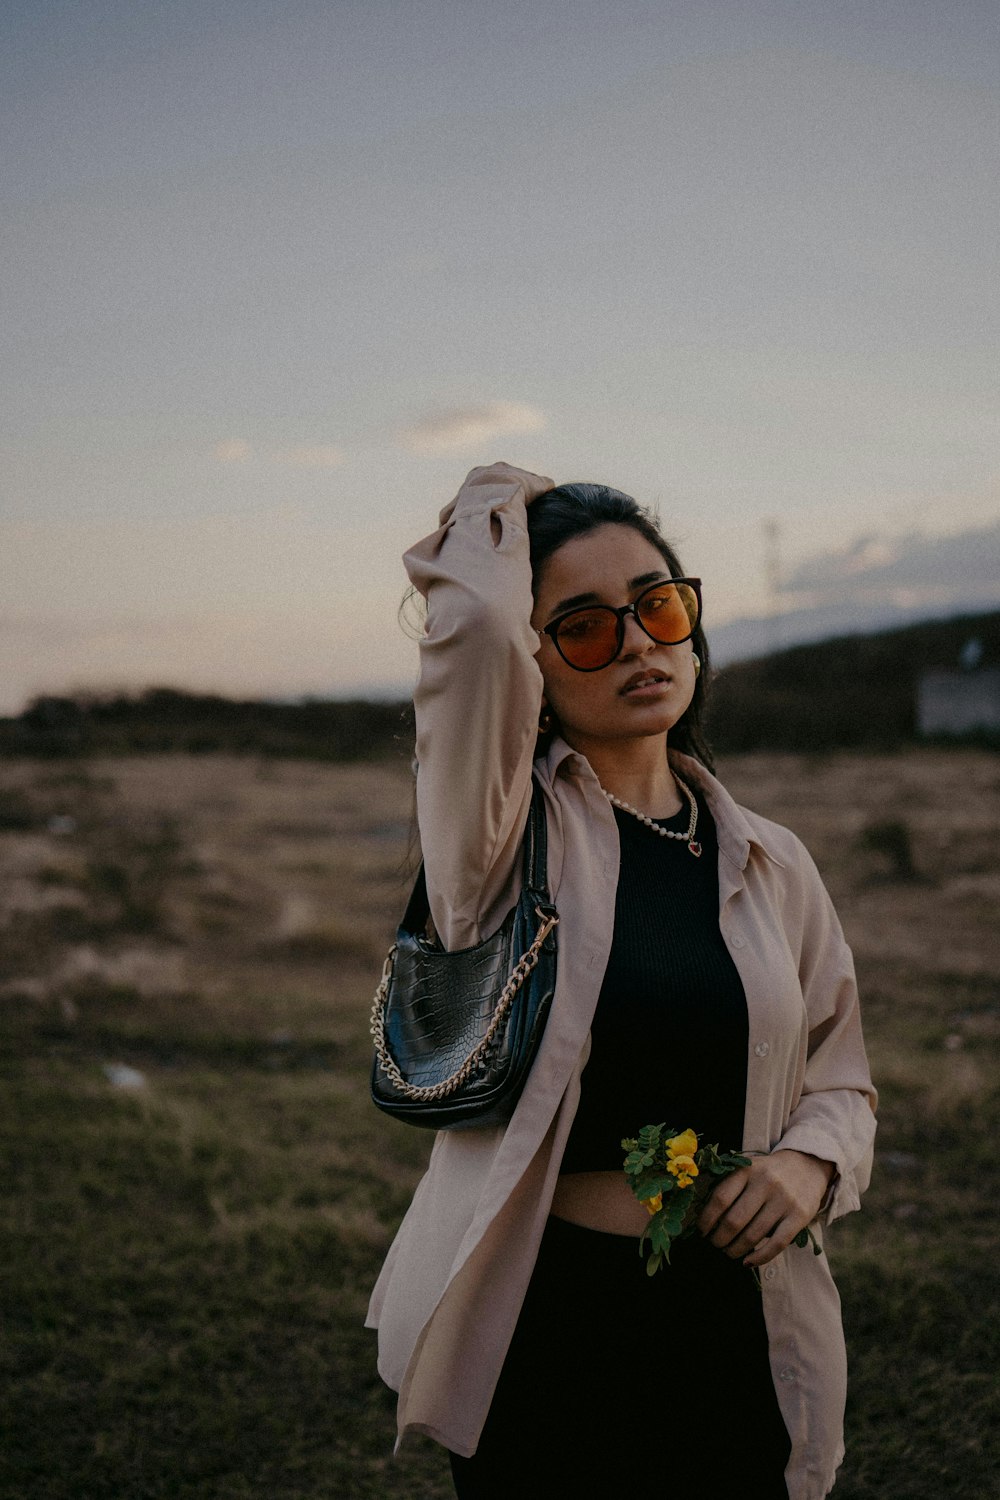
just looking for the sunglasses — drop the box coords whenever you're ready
[536,578,702,672]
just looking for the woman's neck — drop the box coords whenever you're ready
[565,731,682,819]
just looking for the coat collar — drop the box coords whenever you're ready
[539,736,786,872]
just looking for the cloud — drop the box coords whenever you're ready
[276,445,344,469]
[782,521,1000,598]
[213,439,251,464]
[707,519,1000,666]
[397,401,547,455]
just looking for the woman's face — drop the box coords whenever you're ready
[530,523,698,750]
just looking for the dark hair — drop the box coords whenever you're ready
[527,483,714,772]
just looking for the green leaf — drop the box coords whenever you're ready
[792,1226,824,1256]
[645,1251,663,1277]
[630,1174,676,1203]
[663,1193,689,1236]
[648,1218,673,1257]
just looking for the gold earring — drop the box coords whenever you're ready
[538,706,554,734]
[692,653,701,678]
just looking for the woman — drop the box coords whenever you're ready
[367,462,876,1499]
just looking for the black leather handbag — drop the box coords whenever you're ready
[369,778,559,1129]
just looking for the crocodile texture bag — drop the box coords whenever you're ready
[370,778,558,1129]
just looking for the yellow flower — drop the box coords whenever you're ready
[640,1191,662,1216]
[666,1129,699,1160]
[667,1154,699,1189]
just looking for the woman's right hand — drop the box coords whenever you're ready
[467,461,554,503]
[438,462,554,525]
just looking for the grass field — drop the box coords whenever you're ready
[1,751,997,1499]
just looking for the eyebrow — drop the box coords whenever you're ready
[548,571,671,617]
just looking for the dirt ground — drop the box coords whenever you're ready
[1,749,997,1498]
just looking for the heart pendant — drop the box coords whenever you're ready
[688,841,703,858]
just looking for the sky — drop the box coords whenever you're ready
[2,0,998,712]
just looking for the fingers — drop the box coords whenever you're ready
[704,1185,780,1259]
[698,1157,818,1264]
[743,1217,803,1267]
[695,1167,750,1237]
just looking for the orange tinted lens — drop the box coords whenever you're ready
[555,608,619,667]
[636,584,697,642]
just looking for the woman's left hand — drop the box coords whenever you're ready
[696,1150,835,1268]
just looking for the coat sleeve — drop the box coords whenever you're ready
[773,846,877,1226]
[402,463,554,949]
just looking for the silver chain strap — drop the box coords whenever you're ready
[369,906,559,1102]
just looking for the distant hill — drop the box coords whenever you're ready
[0,688,415,763]
[3,610,997,760]
[706,609,1000,753]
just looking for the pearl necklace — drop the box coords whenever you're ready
[602,775,703,857]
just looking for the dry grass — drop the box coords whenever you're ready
[1,750,997,1498]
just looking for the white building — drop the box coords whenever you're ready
[917,668,1000,736]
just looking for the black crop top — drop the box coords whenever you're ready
[559,787,750,1174]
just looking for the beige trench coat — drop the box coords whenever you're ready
[367,466,877,1500]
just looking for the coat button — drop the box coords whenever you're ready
[779,1366,796,1382]
[731,935,746,948]
[754,1041,770,1057]
[764,1266,777,1282]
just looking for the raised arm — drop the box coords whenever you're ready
[403,462,554,949]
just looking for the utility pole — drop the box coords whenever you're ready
[762,518,782,654]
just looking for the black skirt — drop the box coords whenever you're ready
[450,1215,791,1500]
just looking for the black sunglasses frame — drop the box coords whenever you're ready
[537,577,703,673]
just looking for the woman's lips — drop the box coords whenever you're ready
[620,676,671,698]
